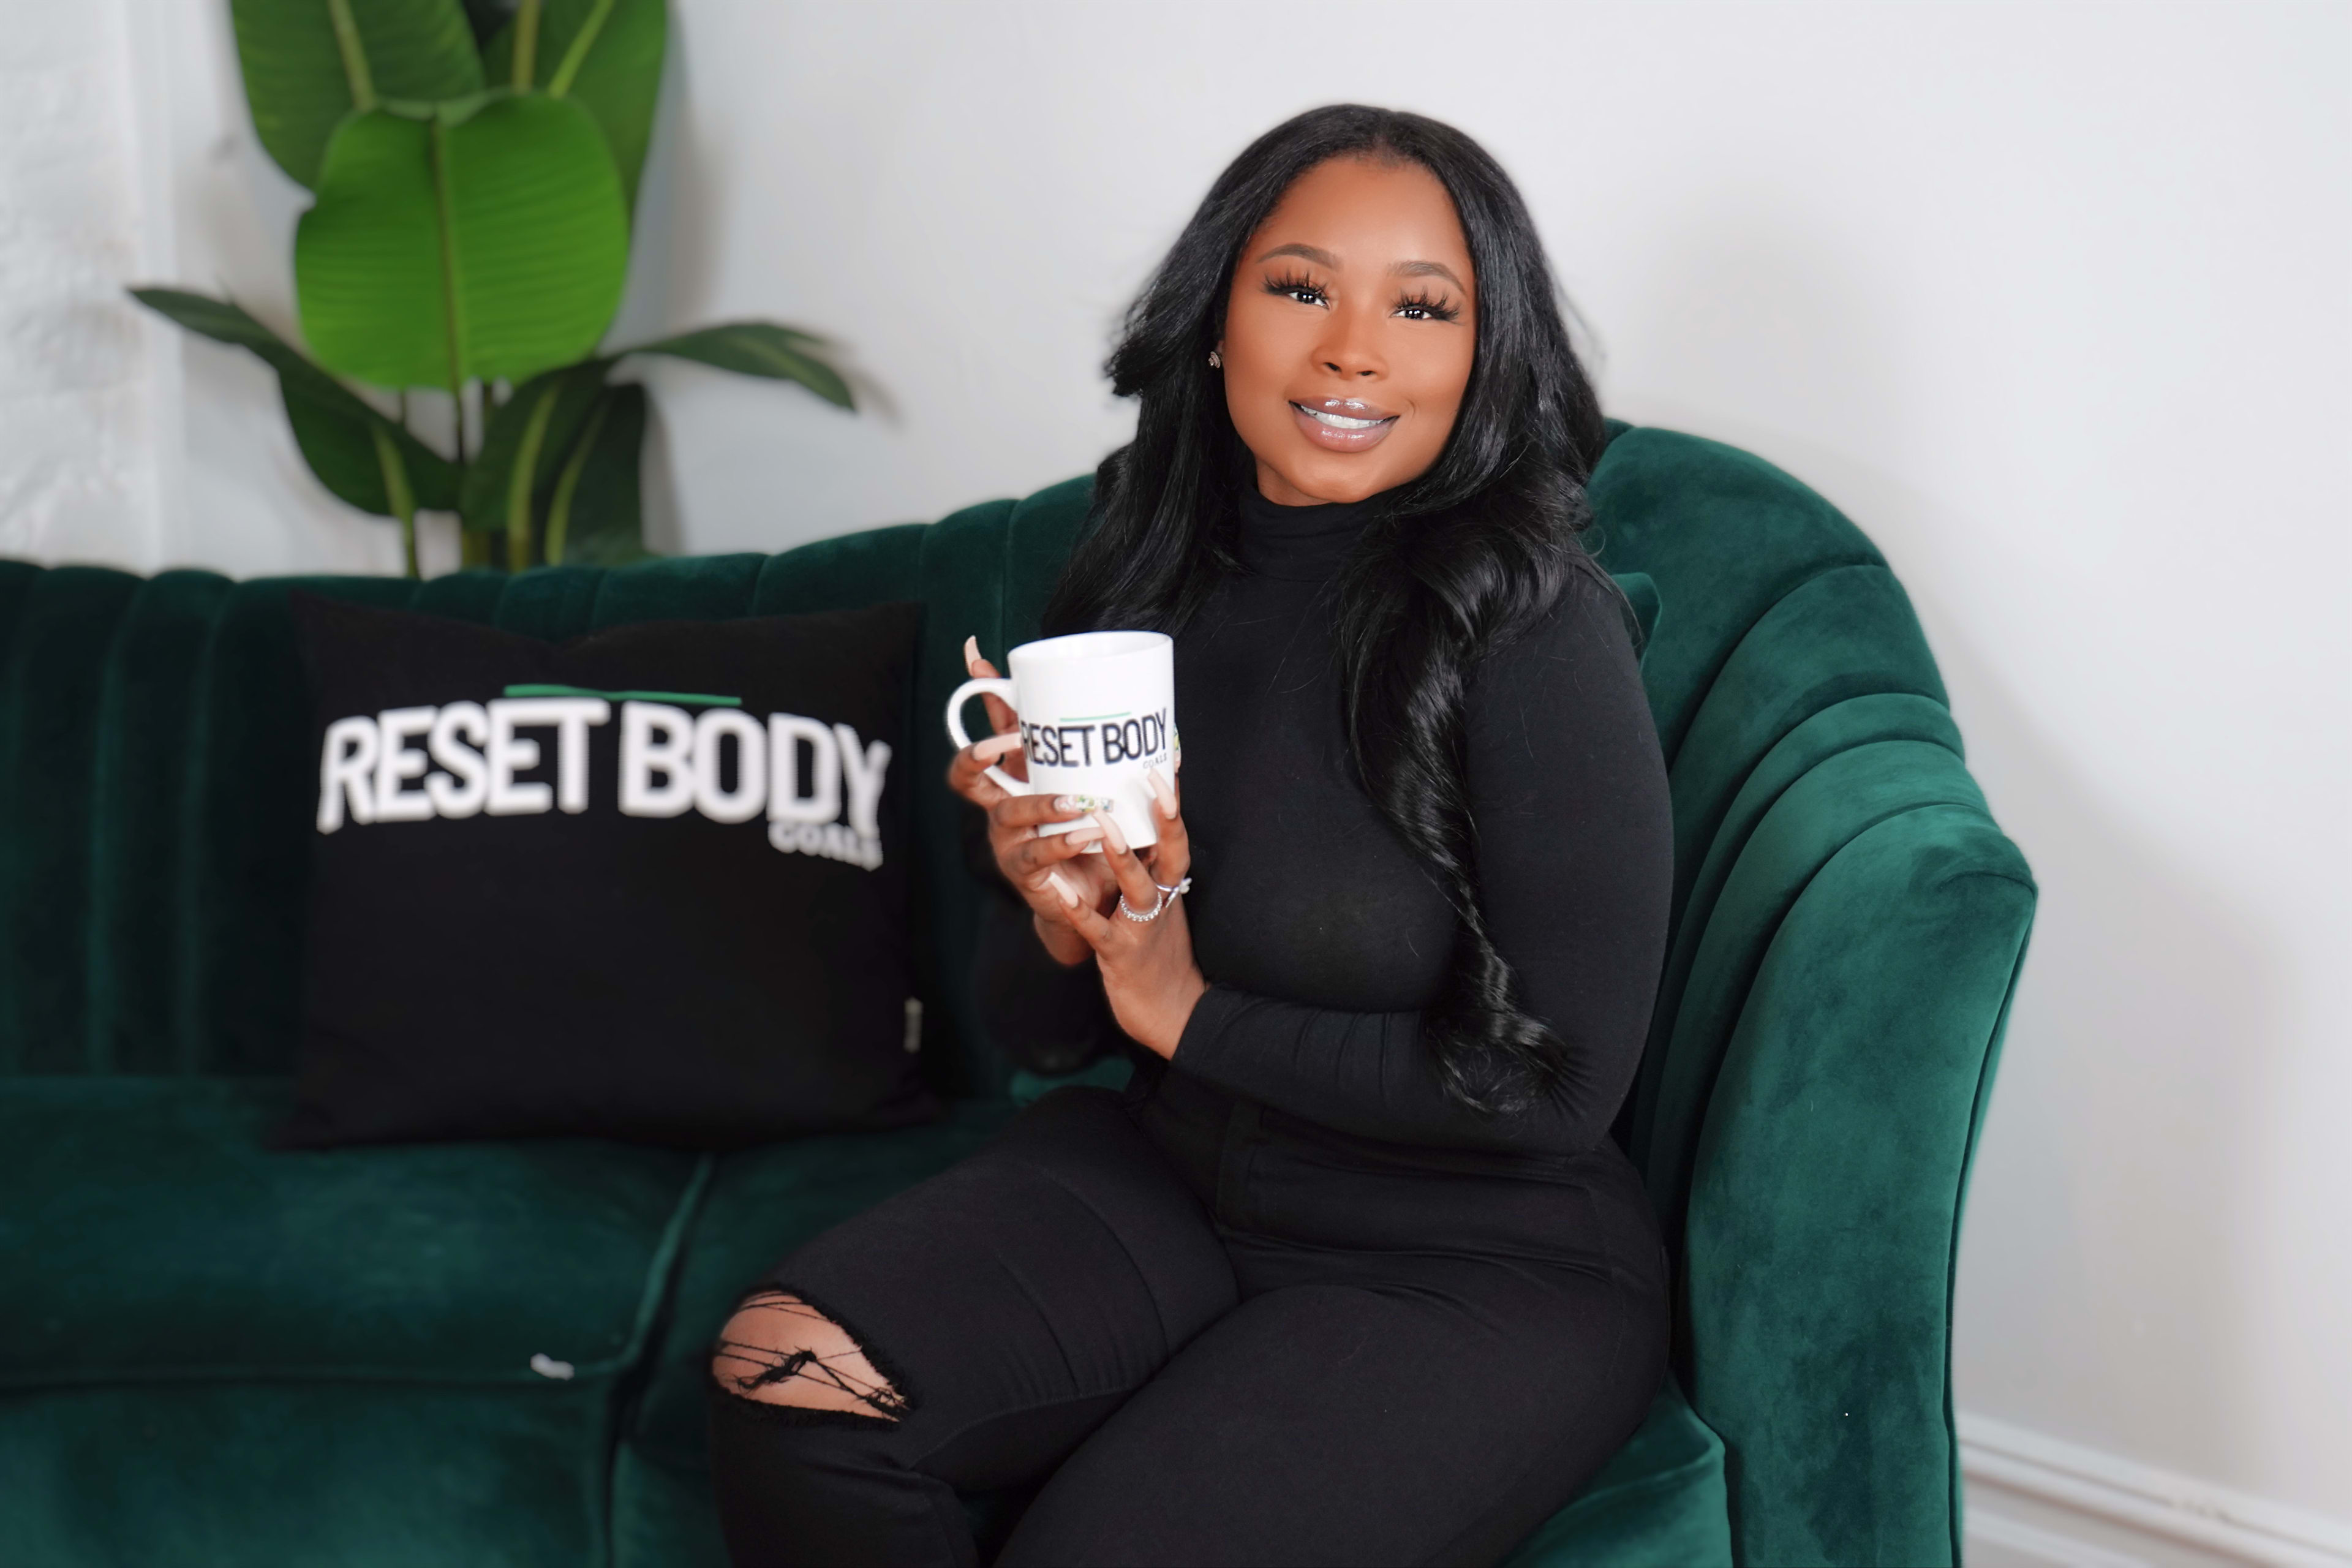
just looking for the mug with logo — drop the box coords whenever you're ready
[945,631,1175,848]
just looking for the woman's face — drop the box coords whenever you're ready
[1218,156,1478,507]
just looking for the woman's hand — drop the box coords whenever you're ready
[943,635,1205,1054]
[944,638,1119,967]
[1051,769,1206,1061]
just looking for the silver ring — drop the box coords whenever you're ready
[1118,875,1192,923]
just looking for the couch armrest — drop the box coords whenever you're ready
[1684,802,2034,1567]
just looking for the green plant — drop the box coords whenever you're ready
[134,0,851,576]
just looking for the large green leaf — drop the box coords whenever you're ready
[545,382,649,565]
[622,322,854,409]
[294,94,629,390]
[230,0,483,189]
[130,287,459,516]
[483,0,668,208]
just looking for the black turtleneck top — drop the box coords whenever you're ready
[972,484,1672,1164]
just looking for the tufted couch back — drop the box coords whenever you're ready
[0,426,2030,1566]
[0,480,1092,1096]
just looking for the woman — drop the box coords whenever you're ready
[705,104,1672,1567]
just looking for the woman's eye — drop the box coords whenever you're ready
[1263,276,1327,308]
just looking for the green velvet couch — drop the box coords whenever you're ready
[0,424,2033,1567]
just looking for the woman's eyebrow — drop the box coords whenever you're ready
[1254,243,1466,292]
[1256,242,1341,269]
[1392,259,1466,289]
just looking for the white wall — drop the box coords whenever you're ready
[8,0,2348,1551]
[0,0,162,567]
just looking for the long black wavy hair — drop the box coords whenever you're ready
[1042,104,1613,1115]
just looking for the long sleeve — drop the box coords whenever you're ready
[1171,567,1672,1156]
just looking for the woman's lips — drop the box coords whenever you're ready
[1289,397,1398,453]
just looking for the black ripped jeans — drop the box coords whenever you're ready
[704,1074,1668,1567]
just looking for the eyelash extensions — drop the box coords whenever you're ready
[1393,289,1461,323]
[1260,271,1461,323]
[1263,270,1328,307]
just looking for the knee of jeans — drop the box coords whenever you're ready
[708,1285,913,1423]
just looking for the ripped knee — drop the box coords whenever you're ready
[708,1286,912,1422]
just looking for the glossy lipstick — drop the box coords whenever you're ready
[1289,396,1398,453]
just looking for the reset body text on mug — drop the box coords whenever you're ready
[1019,707,1172,769]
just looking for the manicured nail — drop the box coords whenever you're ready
[1145,766,1177,820]
[1092,810,1129,856]
[973,732,1022,761]
[1045,869,1080,907]
[1054,794,1112,813]
[963,636,984,676]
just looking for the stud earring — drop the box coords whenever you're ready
[1207,349,1222,369]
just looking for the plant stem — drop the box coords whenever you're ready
[543,396,611,567]
[511,0,543,89]
[548,0,618,97]
[507,383,562,571]
[326,0,377,110]
[370,423,419,578]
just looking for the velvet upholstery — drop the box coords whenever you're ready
[1581,429,2032,1564]
[0,1077,707,1384]
[0,424,2032,1566]
[3,1383,627,1567]
[0,565,141,1072]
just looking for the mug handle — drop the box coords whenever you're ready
[945,677,1023,793]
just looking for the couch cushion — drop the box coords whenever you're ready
[0,1076,710,1385]
[1,1381,617,1567]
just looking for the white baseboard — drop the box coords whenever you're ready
[1958,1411,2352,1568]
[1968,1502,2158,1568]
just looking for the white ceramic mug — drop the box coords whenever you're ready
[946,631,1175,848]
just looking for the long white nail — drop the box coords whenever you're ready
[1145,766,1178,821]
[1045,869,1080,907]
[973,732,1022,761]
[1092,810,1129,856]
[963,635,984,676]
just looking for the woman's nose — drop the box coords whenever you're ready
[1314,307,1385,379]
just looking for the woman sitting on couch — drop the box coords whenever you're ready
[704,103,1673,1567]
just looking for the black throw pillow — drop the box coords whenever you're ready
[275,592,938,1150]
